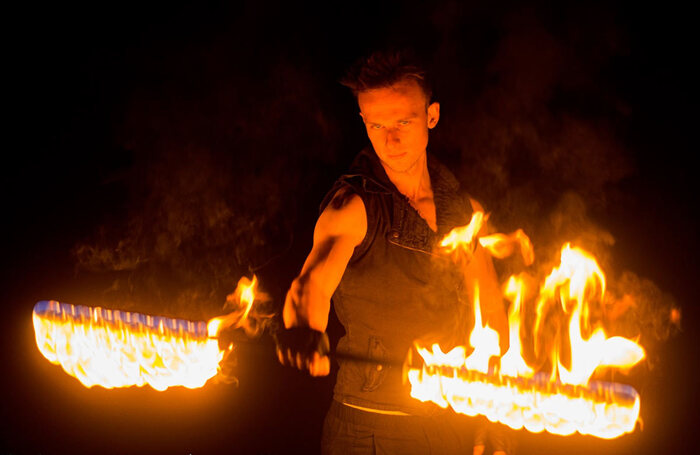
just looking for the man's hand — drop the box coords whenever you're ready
[274,327,331,376]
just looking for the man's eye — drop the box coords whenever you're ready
[372,124,383,130]
[399,121,410,126]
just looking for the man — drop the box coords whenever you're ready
[277,49,508,454]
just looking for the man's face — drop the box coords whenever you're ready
[358,79,439,174]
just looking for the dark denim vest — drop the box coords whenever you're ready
[320,147,473,414]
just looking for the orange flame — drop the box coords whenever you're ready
[464,284,501,374]
[538,244,645,386]
[479,229,534,266]
[33,301,222,391]
[409,217,646,439]
[500,275,533,378]
[33,276,261,391]
[207,275,259,337]
[440,211,488,255]
[441,211,534,266]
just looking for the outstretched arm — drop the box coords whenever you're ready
[279,187,367,375]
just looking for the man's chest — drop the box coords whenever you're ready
[409,195,437,232]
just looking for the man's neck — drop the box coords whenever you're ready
[382,153,432,202]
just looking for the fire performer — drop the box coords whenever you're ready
[277,49,509,454]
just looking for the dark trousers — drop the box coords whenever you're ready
[321,400,474,455]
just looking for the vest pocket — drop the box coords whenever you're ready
[361,336,388,392]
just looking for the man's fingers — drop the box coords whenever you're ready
[309,352,330,377]
[274,327,330,375]
[276,348,285,365]
[277,350,329,376]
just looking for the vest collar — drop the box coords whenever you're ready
[345,146,459,196]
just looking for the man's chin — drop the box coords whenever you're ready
[380,157,418,174]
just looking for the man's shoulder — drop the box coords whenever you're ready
[318,148,382,215]
[339,147,393,194]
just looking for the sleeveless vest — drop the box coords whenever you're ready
[320,147,473,414]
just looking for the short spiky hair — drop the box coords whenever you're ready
[340,48,433,102]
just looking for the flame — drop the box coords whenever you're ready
[539,244,645,386]
[33,276,261,391]
[408,359,641,439]
[479,229,534,266]
[440,211,488,254]
[440,211,534,267]
[409,228,646,439]
[464,284,501,374]
[500,275,533,378]
[206,275,259,337]
[33,301,222,391]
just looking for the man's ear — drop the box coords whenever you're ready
[427,102,440,129]
[359,111,365,123]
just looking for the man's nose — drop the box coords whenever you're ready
[385,128,400,146]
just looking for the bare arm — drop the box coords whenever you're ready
[279,188,366,374]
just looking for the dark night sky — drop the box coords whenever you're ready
[2,1,698,454]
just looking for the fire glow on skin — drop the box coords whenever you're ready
[358,80,439,186]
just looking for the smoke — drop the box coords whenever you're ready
[69,1,680,368]
[425,4,680,361]
[72,37,342,321]
[211,276,277,385]
[432,7,632,232]
[605,271,681,367]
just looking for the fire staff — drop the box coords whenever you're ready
[277,49,509,454]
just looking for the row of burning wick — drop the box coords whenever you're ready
[32,210,646,440]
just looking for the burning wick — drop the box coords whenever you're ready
[409,212,646,439]
[408,356,640,440]
[32,276,261,391]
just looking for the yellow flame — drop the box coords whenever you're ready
[464,284,501,374]
[240,277,256,320]
[33,301,222,391]
[409,361,640,439]
[541,245,645,385]
[207,318,224,338]
[33,275,262,391]
[206,275,259,337]
[440,211,488,254]
[479,229,534,266]
[500,276,533,378]
[410,233,646,439]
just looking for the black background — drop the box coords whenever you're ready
[2,1,698,454]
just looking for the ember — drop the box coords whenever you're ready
[408,212,646,439]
